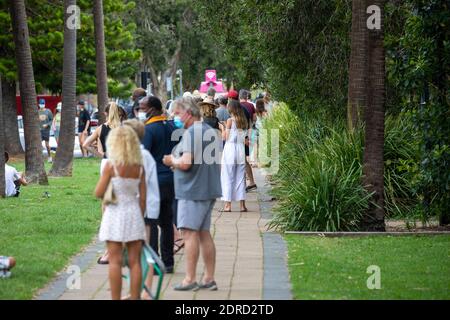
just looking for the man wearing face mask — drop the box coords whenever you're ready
[38,99,53,163]
[129,88,147,120]
[142,96,178,273]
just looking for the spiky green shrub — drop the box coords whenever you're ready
[265,105,420,231]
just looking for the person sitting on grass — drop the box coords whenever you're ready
[0,256,16,279]
[4,152,27,197]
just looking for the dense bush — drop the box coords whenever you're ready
[266,105,420,232]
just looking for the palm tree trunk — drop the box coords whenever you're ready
[9,0,48,184]
[361,0,386,231]
[0,76,5,197]
[2,80,24,155]
[50,0,77,177]
[93,0,108,125]
[347,0,368,131]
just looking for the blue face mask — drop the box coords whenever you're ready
[173,116,184,129]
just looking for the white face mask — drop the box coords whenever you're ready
[39,104,45,109]
[138,112,147,122]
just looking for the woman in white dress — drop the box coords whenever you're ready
[95,126,147,300]
[220,100,248,212]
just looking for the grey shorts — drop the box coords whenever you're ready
[177,199,216,231]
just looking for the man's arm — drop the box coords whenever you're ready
[42,110,53,129]
[19,175,28,186]
[163,152,192,171]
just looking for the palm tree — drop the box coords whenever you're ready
[2,80,24,155]
[9,0,48,184]
[50,0,77,177]
[347,0,368,131]
[361,0,386,231]
[0,76,5,197]
[93,0,108,124]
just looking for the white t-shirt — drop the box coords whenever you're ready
[5,164,20,197]
[140,145,160,219]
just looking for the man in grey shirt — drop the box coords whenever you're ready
[216,95,230,123]
[163,97,222,292]
[38,99,53,163]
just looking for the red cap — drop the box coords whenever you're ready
[227,90,239,100]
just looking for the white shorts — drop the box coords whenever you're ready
[0,256,10,270]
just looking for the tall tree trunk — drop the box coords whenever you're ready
[50,0,77,177]
[10,0,48,184]
[347,0,368,131]
[361,0,386,231]
[0,76,5,197]
[146,41,181,104]
[2,80,23,155]
[93,0,108,125]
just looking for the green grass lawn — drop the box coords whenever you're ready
[285,235,450,299]
[0,158,102,299]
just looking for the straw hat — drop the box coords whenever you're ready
[198,97,217,108]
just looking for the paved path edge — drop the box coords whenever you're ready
[255,169,293,300]
[34,238,104,300]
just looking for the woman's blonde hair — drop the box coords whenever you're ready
[107,101,121,129]
[106,125,142,166]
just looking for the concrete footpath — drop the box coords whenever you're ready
[36,168,292,300]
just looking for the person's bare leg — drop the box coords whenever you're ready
[79,134,85,157]
[142,225,154,300]
[142,264,154,300]
[245,158,255,186]
[126,240,142,300]
[199,231,216,284]
[99,204,109,263]
[45,141,51,159]
[182,229,200,284]
[240,200,247,212]
[173,224,182,242]
[223,201,231,211]
[173,224,184,254]
[107,241,123,300]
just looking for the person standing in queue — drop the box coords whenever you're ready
[141,96,177,274]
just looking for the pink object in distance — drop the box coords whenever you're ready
[199,69,225,93]
[205,70,217,82]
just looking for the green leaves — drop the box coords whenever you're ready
[0,0,139,94]
[266,105,423,231]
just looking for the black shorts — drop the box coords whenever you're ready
[144,217,157,225]
[41,130,50,142]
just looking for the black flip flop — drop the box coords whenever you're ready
[97,256,109,265]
